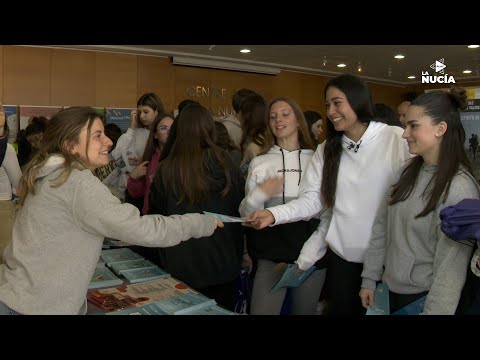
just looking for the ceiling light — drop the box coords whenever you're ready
[240,49,251,54]
[171,56,280,75]
[467,45,479,49]
[337,63,346,68]
[407,75,416,79]
[463,70,473,74]
[394,54,405,59]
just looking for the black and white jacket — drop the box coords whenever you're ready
[239,145,326,267]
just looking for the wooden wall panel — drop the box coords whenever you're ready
[174,66,212,111]
[51,49,96,107]
[3,46,51,105]
[0,46,414,124]
[95,53,137,108]
[273,71,327,113]
[226,72,274,102]
[408,80,480,95]
[272,71,328,143]
[209,70,273,117]
[137,56,175,113]
[367,82,406,109]
[206,69,236,117]
[273,71,308,103]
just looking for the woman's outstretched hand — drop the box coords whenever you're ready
[214,218,224,229]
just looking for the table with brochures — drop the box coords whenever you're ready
[86,244,236,315]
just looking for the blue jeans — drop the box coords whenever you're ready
[0,302,21,315]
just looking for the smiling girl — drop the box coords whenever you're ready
[0,107,222,315]
[239,97,326,315]
[246,75,410,314]
[360,87,480,314]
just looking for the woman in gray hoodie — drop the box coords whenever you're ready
[360,87,480,315]
[0,107,222,315]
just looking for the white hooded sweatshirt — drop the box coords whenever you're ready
[268,121,410,266]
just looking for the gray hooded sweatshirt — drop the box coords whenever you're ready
[361,165,480,314]
[0,155,216,315]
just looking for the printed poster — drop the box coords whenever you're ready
[105,108,134,132]
[3,105,18,144]
[461,98,480,179]
[18,106,62,130]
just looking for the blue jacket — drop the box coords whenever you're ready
[440,198,480,241]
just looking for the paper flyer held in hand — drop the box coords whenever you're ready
[203,211,248,223]
[271,263,316,290]
[366,282,390,315]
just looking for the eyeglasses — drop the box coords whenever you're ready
[158,125,170,133]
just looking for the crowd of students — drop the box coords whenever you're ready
[0,74,479,315]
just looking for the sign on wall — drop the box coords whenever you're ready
[2,105,18,144]
[105,108,134,132]
[18,106,62,130]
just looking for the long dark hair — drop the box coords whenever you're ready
[321,74,374,208]
[239,94,267,154]
[154,104,231,206]
[136,92,166,129]
[214,121,238,152]
[142,113,174,162]
[390,87,474,217]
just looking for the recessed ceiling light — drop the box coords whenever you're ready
[337,63,347,68]
[407,75,416,79]
[463,70,473,74]
[394,54,405,59]
[240,48,251,54]
[467,45,479,49]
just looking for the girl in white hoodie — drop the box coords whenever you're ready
[240,97,326,315]
[246,75,410,315]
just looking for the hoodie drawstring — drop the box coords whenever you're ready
[280,148,302,204]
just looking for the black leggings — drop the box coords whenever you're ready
[197,278,238,312]
[389,290,428,314]
[325,250,366,315]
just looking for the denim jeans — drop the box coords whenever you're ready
[0,302,21,315]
